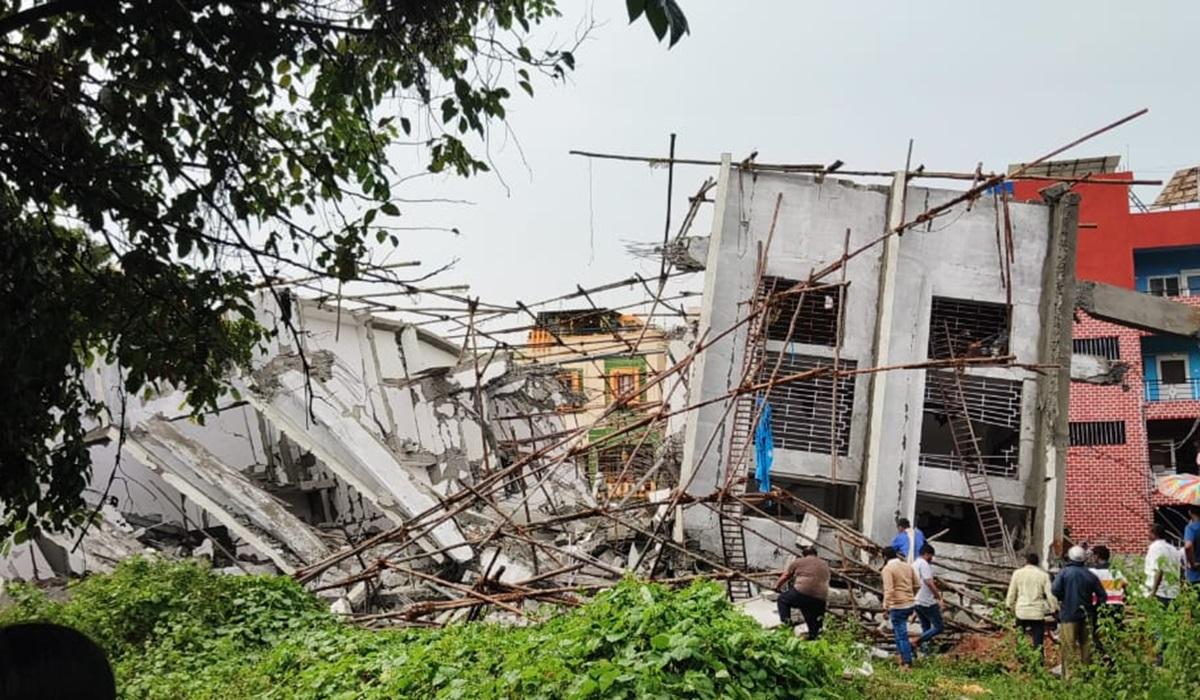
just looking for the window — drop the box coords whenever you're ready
[757,352,856,456]
[1072,336,1119,361]
[920,371,1023,478]
[606,366,643,404]
[555,369,586,411]
[1183,269,1200,296]
[1158,356,1188,384]
[1154,354,1192,400]
[1148,275,1182,297]
[927,296,1010,360]
[759,276,843,347]
[615,371,637,396]
[1068,421,1126,446]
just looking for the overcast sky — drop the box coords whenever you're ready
[374,1,1200,336]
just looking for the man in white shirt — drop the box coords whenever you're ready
[911,543,944,655]
[1145,524,1183,604]
[1144,524,1183,666]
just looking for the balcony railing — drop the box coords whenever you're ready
[918,453,1019,479]
[1145,379,1200,402]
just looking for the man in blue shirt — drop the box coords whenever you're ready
[1053,546,1108,680]
[1185,506,1200,586]
[890,518,926,562]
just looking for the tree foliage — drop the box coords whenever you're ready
[0,1,686,540]
[0,558,838,699]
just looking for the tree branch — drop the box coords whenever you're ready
[0,0,94,35]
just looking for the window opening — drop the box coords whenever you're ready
[760,276,842,347]
[920,371,1022,478]
[927,296,1010,360]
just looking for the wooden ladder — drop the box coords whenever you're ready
[718,282,771,601]
[934,368,1017,564]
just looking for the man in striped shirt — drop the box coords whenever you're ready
[1087,545,1126,658]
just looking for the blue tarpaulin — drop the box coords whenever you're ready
[754,399,774,492]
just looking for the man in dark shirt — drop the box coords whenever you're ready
[1052,545,1107,679]
[775,545,831,640]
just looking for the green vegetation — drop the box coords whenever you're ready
[5,557,1196,698]
[0,558,838,699]
[853,572,1200,700]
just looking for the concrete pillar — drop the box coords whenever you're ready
[859,172,909,543]
[676,153,734,544]
[1031,184,1080,559]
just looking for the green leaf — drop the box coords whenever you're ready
[626,0,647,21]
[644,3,669,40]
[651,633,670,650]
[380,202,400,216]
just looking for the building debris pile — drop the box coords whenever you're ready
[2,109,1157,643]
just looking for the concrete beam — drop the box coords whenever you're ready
[123,419,331,573]
[243,363,472,563]
[1076,280,1200,337]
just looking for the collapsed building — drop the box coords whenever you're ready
[3,297,592,609]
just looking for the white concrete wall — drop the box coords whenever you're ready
[683,164,1061,552]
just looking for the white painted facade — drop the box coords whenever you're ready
[681,162,1076,565]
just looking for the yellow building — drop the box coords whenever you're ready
[525,309,671,495]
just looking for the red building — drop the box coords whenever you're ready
[1015,166,1200,553]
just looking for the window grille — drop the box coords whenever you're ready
[1068,421,1126,446]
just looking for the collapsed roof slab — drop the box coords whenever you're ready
[123,419,331,573]
[242,363,472,564]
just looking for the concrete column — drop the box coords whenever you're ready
[676,153,734,543]
[1031,184,1079,560]
[859,172,908,542]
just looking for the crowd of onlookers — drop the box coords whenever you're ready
[774,506,1200,675]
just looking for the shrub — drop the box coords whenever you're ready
[1,558,842,699]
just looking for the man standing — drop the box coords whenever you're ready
[1087,544,1126,658]
[882,546,920,668]
[890,518,926,563]
[1184,507,1200,588]
[1144,524,1182,665]
[1052,545,1107,679]
[1006,551,1057,654]
[912,544,944,655]
[1145,524,1183,605]
[774,545,831,640]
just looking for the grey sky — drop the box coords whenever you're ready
[381,1,1198,336]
